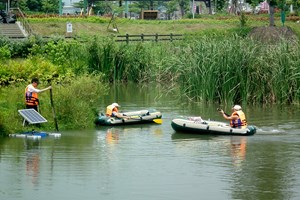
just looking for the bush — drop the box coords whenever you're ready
[0,45,11,60]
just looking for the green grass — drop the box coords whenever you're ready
[25,14,300,38]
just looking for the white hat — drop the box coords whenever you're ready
[233,105,242,111]
[112,103,120,107]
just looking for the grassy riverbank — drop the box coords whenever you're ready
[26,14,300,38]
[0,75,107,136]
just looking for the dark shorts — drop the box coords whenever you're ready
[26,104,38,112]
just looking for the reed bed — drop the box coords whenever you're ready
[73,35,300,105]
[160,36,300,105]
[1,33,300,107]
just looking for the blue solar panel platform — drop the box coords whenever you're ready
[18,109,48,124]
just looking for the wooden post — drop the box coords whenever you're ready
[126,33,129,44]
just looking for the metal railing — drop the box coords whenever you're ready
[10,7,33,36]
[116,33,183,43]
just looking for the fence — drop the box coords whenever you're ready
[116,33,183,43]
[10,7,33,36]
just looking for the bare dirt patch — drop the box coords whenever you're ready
[248,26,298,43]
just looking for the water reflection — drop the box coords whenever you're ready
[171,133,248,167]
[24,139,41,186]
[105,128,120,145]
[171,133,216,141]
[228,136,247,167]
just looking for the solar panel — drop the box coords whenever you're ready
[18,109,48,124]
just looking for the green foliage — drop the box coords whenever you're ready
[185,13,202,19]
[160,35,300,104]
[0,45,11,60]
[216,0,227,11]
[0,35,48,58]
[48,74,108,130]
[239,12,248,27]
[41,0,59,13]
[0,84,29,134]
[0,57,73,86]
[86,36,117,79]
[33,40,71,66]
[0,115,9,136]
[14,0,58,13]
[0,74,108,134]
[2,22,300,108]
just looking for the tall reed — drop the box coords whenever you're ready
[2,33,300,105]
[160,35,300,105]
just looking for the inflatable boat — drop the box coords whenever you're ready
[171,118,256,136]
[95,109,162,126]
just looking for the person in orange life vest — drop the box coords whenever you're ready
[25,78,52,112]
[218,105,247,128]
[106,103,129,119]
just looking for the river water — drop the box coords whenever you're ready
[1,84,300,200]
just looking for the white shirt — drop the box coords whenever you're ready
[26,84,47,93]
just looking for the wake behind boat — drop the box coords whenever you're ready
[95,109,162,126]
[171,117,256,136]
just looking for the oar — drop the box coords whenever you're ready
[217,108,230,117]
[130,116,163,124]
[153,118,163,124]
[50,88,59,132]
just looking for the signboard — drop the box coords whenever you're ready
[66,22,73,33]
[141,10,158,20]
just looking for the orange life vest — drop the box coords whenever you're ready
[25,85,39,106]
[230,110,247,128]
[106,105,118,117]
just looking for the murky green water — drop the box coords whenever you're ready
[1,84,300,200]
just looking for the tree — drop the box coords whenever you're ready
[17,0,30,11]
[246,0,260,13]
[93,1,112,16]
[26,0,42,11]
[73,0,85,9]
[41,0,59,13]
[216,0,226,11]
[268,0,277,26]
[248,0,281,26]
[178,0,190,17]
[166,0,178,19]
[228,0,238,14]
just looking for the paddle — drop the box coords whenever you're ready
[129,116,163,124]
[217,108,230,117]
[49,88,59,132]
[152,118,163,124]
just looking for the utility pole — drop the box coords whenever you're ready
[84,0,88,15]
[125,0,128,18]
[59,0,62,16]
[192,0,195,19]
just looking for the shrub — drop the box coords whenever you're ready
[0,45,11,60]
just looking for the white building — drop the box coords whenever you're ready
[63,0,81,7]
[62,0,81,14]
